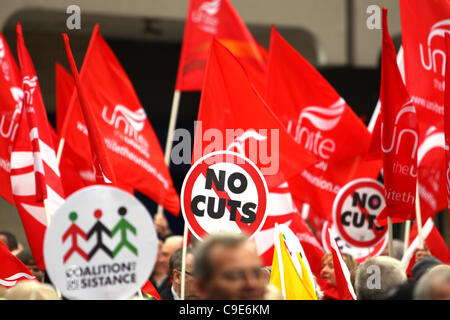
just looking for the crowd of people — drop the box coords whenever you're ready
[1,211,450,301]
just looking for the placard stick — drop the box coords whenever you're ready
[403,220,411,256]
[180,223,189,300]
[388,217,393,257]
[415,180,424,248]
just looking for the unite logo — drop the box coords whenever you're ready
[290,98,345,160]
[102,104,149,156]
[0,87,22,141]
[419,19,450,77]
[381,100,418,160]
[191,0,221,34]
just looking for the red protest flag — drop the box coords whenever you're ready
[402,217,450,278]
[55,62,74,135]
[0,241,37,288]
[399,0,450,223]
[255,202,325,278]
[12,24,66,269]
[62,32,117,186]
[400,0,450,133]
[0,33,22,204]
[176,0,267,92]
[193,39,318,188]
[60,26,180,215]
[328,229,357,300]
[141,279,161,300]
[265,26,381,228]
[371,9,419,225]
[445,34,450,210]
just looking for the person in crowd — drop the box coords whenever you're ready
[354,255,407,300]
[154,212,172,241]
[411,256,442,281]
[380,239,404,260]
[149,235,182,294]
[16,249,45,283]
[159,247,199,300]
[194,231,266,300]
[413,264,450,300]
[0,231,23,256]
[3,280,60,300]
[319,252,358,300]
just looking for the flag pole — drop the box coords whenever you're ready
[180,223,189,300]
[387,217,393,257]
[155,89,181,216]
[56,138,65,167]
[403,220,411,256]
[415,180,424,248]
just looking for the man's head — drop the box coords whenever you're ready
[194,231,266,300]
[158,235,183,275]
[0,231,18,252]
[413,264,450,300]
[354,255,407,300]
[170,247,199,300]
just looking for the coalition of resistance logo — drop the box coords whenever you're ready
[61,206,139,292]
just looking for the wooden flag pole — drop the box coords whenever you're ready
[403,220,411,256]
[180,223,189,300]
[155,89,181,216]
[415,180,424,248]
[387,217,393,257]
[56,138,65,167]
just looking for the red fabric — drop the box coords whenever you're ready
[405,219,450,277]
[176,0,267,92]
[400,0,450,221]
[445,34,450,210]
[193,39,318,189]
[0,33,22,204]
[371,9,419,225]
[62,32,117,185]
[141,279,161,300]
[60,26,180,215]
[328,229,356,300]
[12,24,66,269]
[265,27,380,226]
[255,192,324,279]
[0,241,37,288]
[316,277,340,300]
[55,62,74,135]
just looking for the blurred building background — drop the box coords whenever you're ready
[1,0,446,250]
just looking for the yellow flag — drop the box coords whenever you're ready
[270,232,317,300]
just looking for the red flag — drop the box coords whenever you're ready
[141,279,161,300]
[60,27,180,215]
[0,241,37,288]
[402,217,450,278]
[265,27,380,228]
[55,62,74,135]
[62,32,117,186]
[328,228,357,300]
[176,0,267,92]
[400,0,450,133]
[193,39,318,188]
[400,0,450,221]
[11,24,66,269]
[445,34,450,210]
[371,9,419,224]
[0,33,22,204]
[254,183,324,277]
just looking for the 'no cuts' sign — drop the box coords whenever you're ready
[332,178,387,248]
[181,151,268,240]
